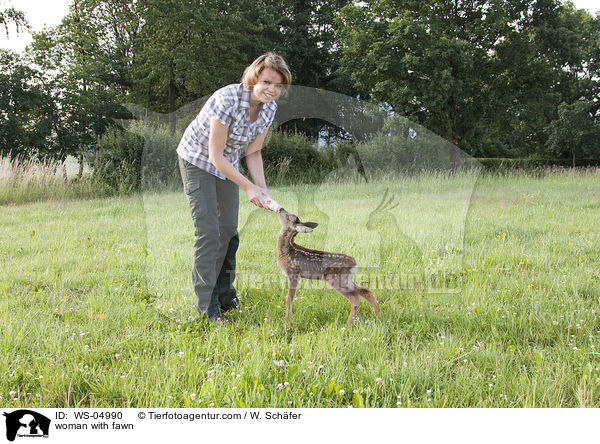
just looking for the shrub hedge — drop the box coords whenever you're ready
[91,122,180,192]
[90,125,600,193]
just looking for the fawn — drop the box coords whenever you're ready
[276,208,381,322]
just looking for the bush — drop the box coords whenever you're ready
[475,158,600,170]
[353,134,469,174]
[133,121,181,189]
[91,122,181,192]
[242,130,332,184]
[91,127,144,193]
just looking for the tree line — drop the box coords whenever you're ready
[1,0,599,167]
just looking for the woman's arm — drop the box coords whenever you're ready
[208,117,266,208]
[245,129,269,192]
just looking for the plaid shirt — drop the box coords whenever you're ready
[177,83,278,180]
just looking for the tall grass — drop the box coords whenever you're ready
[0,154,112,205]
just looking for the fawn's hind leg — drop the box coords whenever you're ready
[345,292,361,322]
[286,275,299,320]
[355,284,381,319]
[326,273,361,322]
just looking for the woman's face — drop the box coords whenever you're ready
[251,67,285,105]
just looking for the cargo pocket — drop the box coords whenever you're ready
[180,159,202,195]
[183,181,200,195]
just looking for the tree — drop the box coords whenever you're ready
[336,0,600,159]
[337,1,536,159]
[546,100,600,167]
[275,0,361,139]
[0,0,29,36]
[131,0,355,138]
[506,1,600,157]
[131,0,284,134]
[26,0,141,165]
[0,50,56,159]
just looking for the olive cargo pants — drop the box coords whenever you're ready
[179,157,239,318]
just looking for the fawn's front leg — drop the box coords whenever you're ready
[286,274,299,320]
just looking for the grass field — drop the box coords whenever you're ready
[1,169,599,407]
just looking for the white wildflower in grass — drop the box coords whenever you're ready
[426,389,432,394]
[284,382,290,387]
[473,346,480,352]
[362,337,367,342]
[376,378,383,385]
[115,354,120,360]
[553,321,559,325]
[190,393,196,401]
[209,403,215,408]
[403,362,408,367]
[9,391,16,399]
[178,352,184,358]
[339,389,345,396]
[277,383,284,391]
[397,401,402,406]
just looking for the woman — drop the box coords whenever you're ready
[177,52,292,324]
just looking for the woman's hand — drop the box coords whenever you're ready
[245,183,268,208]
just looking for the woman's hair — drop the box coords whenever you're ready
[242,52,292,92]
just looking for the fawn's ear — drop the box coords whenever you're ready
[296,222,318,233]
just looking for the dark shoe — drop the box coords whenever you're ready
[220,296,240,314]
[208,314,232,326]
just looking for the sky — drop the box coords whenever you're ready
[1,0,599,54]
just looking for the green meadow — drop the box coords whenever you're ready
[1,169,599,407]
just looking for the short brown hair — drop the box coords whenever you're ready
[242,52,292,92]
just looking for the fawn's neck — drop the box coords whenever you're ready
[277,228,299,255]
